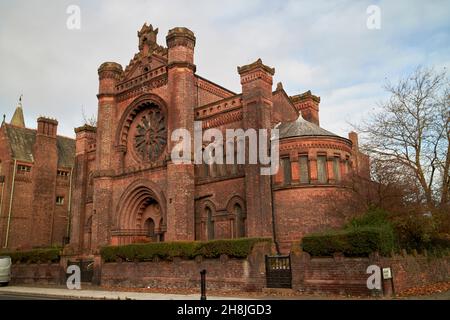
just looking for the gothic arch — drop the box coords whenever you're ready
[115,93,168,151]
[198,199,217,218]
[195,199,217,241]
[115,179,167,232]
[226,195,246,215]
[226,195,247,238]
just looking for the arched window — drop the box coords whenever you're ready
[299,155,309,183]
[282,158,292,185]
[333,157,341,181]
[195,209,201,240]
[235,204,246,238]
[206,207,214,240]
[317,155,328,183]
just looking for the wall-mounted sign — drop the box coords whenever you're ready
[382,267,392,279]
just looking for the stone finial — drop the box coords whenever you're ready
[276,82,284,90]
[138,23,159,51]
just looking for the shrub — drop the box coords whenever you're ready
[2,248,61,264]
[100,238,271,263]
[302,206,449,257]
[302,225,395,257]
[347,207,391,229]
[302,207,396,257]
[393,214,438,251]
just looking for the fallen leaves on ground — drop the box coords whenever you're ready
[398,281,450,297]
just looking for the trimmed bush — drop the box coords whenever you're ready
[100,238,272,263]
[302,226,395,257]
[347,207,391,229]
[2,248,61,264]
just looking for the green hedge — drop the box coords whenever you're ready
[302,226,395,257]
[100,238,272,263]
[1,248,61,264]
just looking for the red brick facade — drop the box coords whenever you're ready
[0,23,370,253]
[0,113,75,250]
[66,23,370,255]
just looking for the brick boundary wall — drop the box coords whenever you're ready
[291,251,450,296]
[385,253,450,293]
[10,263,63,285]
[8,245,449,296]
[100,242,270,291]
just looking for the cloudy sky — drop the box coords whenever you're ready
[0,0,449,138]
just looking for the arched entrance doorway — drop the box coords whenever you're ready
[113,180,167,245]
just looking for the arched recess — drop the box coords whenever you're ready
[114,179,167,241]
[226,195,247,238]
[115,93,168,164]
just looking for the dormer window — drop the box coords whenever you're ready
[56,196,64,205]
[17,164,31,173]
[57,170,70,177]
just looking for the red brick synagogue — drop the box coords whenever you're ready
[0,24,370,254]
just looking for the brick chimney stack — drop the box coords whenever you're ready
[31,117,59,246]
[291,91,320,125]
[37,117,58,138]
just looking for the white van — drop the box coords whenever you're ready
[0,256,11,286]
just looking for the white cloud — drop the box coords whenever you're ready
[0,0,449,138]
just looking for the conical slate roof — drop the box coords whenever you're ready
[277,114,339,139]
[10,105,25,128]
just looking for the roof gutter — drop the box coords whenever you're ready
[4,159,17,248]
[0,176,5,222]
[270,174,280,255]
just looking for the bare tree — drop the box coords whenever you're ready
[356,66,449,210]
[369,157,423,212]
[81,105,97,127]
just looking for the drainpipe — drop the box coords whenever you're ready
[270,174,280,255]
[0,178,5,220]
[66,166,74,242]
[4,159,17,248]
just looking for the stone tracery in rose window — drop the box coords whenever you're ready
[133,108,167,162]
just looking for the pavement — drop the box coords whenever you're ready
[1,285,449,300]
[0,285,246,300]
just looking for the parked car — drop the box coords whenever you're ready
[0,256,11,286]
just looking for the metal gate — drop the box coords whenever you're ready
[67,260,94,283]
[265,255,292,288]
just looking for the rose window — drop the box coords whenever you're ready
[134,109,167,162]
